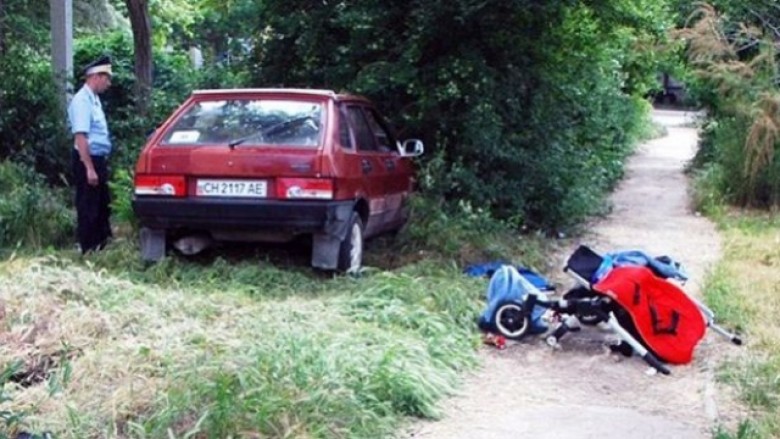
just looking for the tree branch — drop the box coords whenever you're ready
[748,8,780,41]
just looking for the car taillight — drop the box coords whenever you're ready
[276,178,333,200]
[134,175,187,197]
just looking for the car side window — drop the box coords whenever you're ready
[338,107,354,149]
[364,109,396,153]
[346,106,377,152]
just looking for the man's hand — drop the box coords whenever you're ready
[74,133,98,185]
[87,168,99,186]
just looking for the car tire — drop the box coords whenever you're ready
[337,212,364,274]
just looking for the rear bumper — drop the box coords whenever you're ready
[132,196,355,236]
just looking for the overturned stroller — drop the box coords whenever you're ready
[482,245,742,375]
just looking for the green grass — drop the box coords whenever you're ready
[703,212,780,439]
[0,239,494,438]
[0,187,552,438]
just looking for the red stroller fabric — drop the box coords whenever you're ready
[594,266,706,364]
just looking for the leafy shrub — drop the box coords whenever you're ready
[108,167,137,230]
[0,45,71,182]
[251,0,660,231]
[0,160,74,250]
[376,193,547,271]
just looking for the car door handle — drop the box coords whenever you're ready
[362,159,373,174]
[384,159,395,171]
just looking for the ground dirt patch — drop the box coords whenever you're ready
[401,109,746,439]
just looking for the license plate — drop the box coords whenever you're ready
[196,179,267,197]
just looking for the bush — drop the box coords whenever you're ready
[251,1,659,231]
[0,160,74,250]
[370,193,547,272]
[0,45,71,183]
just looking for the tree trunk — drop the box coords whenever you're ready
[125,0,152,115]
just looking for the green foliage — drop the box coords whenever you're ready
[0,160,74,250]
[107,166,136,229]
[250,0,667,230]
[390,193,546,268]
[155,267,477,437]
[0,0,52,49]
[190,0,264,65]
[0,44,71,182]
[703,266,751,332]
[690,163,728,217]
[79,237,328,297]
[715,420,772,439]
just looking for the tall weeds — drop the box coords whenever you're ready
[678,2,780,208]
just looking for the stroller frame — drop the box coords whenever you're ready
[563,245,742,346]
[492,267,673,375]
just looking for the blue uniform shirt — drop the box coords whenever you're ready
[68,85,112,156]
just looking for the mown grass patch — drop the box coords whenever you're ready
[0,251,488,438]
[704,212,780,439]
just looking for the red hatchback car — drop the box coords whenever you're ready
[131,89,423,272]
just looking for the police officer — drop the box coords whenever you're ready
[68,55,114,254]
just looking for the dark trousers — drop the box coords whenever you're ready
[72,149,112,253]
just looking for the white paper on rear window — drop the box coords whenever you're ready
[168,130,201,143]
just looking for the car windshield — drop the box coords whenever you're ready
[161,98,324,147]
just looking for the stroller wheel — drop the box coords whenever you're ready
[493,301,531,340]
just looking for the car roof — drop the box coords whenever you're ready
[191,88,369,103]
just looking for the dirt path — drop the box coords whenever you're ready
[402,109,735,439]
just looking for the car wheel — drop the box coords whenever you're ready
[337,212,364,274]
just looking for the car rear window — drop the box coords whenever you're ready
[161,98,324,147]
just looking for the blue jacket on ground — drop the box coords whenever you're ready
[594,250,688,283]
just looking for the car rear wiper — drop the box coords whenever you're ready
[227,115,316,149]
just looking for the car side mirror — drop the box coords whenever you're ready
[399,139,424,157]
